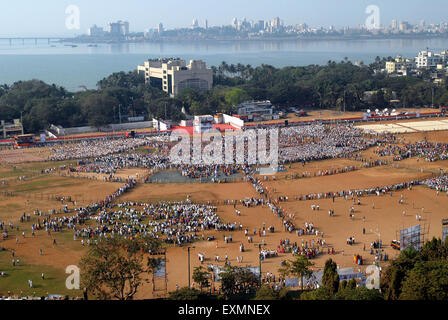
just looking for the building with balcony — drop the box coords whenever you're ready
[415,50,443,69]
[137,58,213,96]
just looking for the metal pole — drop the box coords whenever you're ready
[188,247,191,288]
[258,244,262,285]
[20,111,24,134]
[432,86,435,108]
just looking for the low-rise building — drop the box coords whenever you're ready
[386,56,414,75]
[193,115,214,133]
[237,100,273,117]
[1,119,23,139]
[152,118,173,131]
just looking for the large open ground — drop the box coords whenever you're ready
[2,116,448,299]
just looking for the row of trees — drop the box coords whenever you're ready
[380,238,448,300]
[1,57,448,134]
[79,235,448,300]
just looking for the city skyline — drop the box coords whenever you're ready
[1,0,448,37]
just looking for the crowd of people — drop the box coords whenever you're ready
[423,175,448,193]
[276,237,325,260]
[49,138,149,161]
[179,164,241,181]
[9,122,448,297]
[21,197,243,248]
[278,124,384,164]
[375,140,448,162]
[296,179,422,202]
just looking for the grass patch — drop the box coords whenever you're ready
[0,176,81,194]
[0,251,82,298]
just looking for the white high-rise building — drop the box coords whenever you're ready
[271,17,281,30]
[137,58,213,97]
[191,18,199,29]
[415,50,443,69]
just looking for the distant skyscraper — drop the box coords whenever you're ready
[232,17,238,29]
[271,17,281,30]
[158,23,164,33]
[107,20,129,36]
[399,21,410,31]
[191,18,199,29]
[391,19,398,30]
[88,25,104,37]
[204,19,208,29]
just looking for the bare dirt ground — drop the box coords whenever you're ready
[0,175,122,215]
[0,147,50,164]
[1,124,448,298]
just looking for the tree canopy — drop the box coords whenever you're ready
[1,58,447,134]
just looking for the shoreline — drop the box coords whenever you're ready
[58,34,448,44]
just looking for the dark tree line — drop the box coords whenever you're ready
[1,58,447,134]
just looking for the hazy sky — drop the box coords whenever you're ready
[1,0,447,36]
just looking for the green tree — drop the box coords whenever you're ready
[322,259,339,295]
[380,248,420,300]
[219,265,259,299]
[222,87,250,107]
[97,71,145,90]
[168,287,205,300]
[278,256,314,291]
[192,266,211,291]
[334,286,384,300]
[400,261,448,300]
[300,287,333,300]
[79,235,161,300]
[254,285,279,300]
[80,92,117,128]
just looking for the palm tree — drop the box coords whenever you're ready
[278,255,314,291]
[229,64,237,76]
[236,63,244,77]
[211,66,218,76]
[220,61,229,75]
